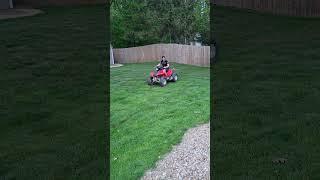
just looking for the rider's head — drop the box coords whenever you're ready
[161,56,166,60]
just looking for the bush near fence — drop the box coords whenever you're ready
[214,0,320,17]
[113,43,210,67]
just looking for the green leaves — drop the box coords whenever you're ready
[111,0,209,48]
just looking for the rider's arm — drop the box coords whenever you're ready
[165,63,170,68]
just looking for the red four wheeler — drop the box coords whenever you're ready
[147,66,178,87]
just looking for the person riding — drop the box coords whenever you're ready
[156,56,170,72]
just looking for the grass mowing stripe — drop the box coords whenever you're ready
[213,6,320,179]
[111,62,209,179]
[0,5,107,179]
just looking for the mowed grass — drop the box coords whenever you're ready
[110,62,209,179]
[213,6,320,179]
[0,5,108,179]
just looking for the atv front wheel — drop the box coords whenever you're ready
[159,77,167,87]
[172,73,178,82]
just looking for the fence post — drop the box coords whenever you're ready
[110,44,115,65]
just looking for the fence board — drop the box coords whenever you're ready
[214,0,320,17]
[113,43,210,67]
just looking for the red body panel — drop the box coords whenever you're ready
[148,67,176,86]
[151,69,173,78]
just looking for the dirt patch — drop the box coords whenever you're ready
[0,9,43,20]
[110,64,123,68]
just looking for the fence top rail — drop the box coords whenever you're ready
[113,43,210,50]
[214,0,320,17]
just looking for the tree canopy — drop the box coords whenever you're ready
[111,0,209,48]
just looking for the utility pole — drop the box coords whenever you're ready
[110,44,115,65]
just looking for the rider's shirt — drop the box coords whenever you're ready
[160,60,168,67]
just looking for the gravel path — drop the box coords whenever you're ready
[142,123,210,180]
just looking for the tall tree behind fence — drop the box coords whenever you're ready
[214,0,320,17]
[113,44,210,67]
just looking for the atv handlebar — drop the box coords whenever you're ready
[155,66,169,70]
[155,66,164,70]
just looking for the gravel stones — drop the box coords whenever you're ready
[142,123,210,180]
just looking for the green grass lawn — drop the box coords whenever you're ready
[213,6,320,179]
[110,62,209,179]
[0,5,108,179]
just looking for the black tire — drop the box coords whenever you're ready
[159,77,167,87]
[172,73,178,82]
[147,77,153,85]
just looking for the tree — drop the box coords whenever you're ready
[194,0,210,45]
[111,0,209,48]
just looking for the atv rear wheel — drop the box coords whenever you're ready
[172,73,178,82]
[159,77,167,87]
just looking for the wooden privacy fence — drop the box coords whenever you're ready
[113,44,210,67]
[214,0,320,17]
